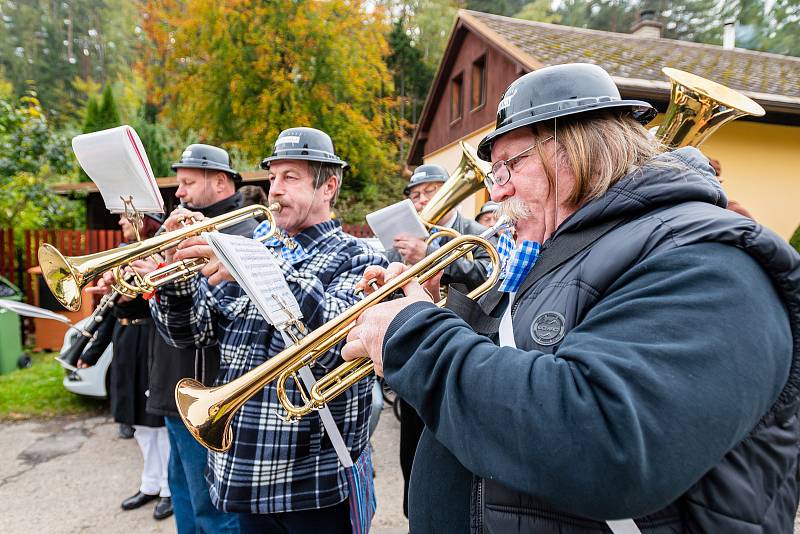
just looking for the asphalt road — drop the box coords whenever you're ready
[3,407,799,533]
[0,405,407,534]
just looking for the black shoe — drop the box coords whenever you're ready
[121,491,159,510]
[153,497,173,520]
[118,424,134,439]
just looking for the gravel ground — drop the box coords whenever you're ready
[0,405,407,534]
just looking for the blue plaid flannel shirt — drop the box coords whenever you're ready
[496,231,540,293]
[150,219,387,514]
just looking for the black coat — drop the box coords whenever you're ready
[77,267,162,426]
[110,297,163,427]
[146,191,259,417]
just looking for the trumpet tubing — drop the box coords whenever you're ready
[38,203,281,311]
[176,231,503,451]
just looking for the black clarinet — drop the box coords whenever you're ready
[57,289,120,367]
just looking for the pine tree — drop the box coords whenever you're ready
[97,84,120,129]
[82,96,100,133]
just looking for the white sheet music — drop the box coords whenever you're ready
[365,199,428,250]
[203,232,302,327]
[71,125,165,214]
[0,300,73,324]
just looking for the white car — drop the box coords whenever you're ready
[57,317,113,399]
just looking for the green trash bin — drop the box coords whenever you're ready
[0,275,25,375]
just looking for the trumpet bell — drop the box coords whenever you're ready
[175,378,234,453]
[38,243,87,311]
[418,141,491,226]
[656,67,765,148]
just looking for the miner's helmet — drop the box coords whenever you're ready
[477,63,657,161]
[260,127,348,170]
[403,164,449,196]
[171,144,242,182]
[475,201,500,221]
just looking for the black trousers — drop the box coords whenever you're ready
[238,499,350,534]
[399,398,425,518]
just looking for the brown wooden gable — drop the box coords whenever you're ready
[408,12,536,166]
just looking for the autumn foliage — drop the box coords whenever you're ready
[138,0,400,211]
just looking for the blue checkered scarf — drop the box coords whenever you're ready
[497,231,540,293]
[254,219,310,263]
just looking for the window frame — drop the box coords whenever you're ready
[470,54,486,112]
[450,71,464,124]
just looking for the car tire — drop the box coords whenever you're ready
[17,354,32,369]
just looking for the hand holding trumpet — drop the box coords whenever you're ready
[341,263,435,376]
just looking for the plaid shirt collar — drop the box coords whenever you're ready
[497,231,540,293]
[255,219,341,264]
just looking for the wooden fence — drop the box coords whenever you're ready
[7,229,122,302]
[2,225,373,301]
[0,228,16,286]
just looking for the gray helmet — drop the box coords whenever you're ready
[475,201,500,221]
[403,164,449,196]
[477,63,657,160]
[172,144,242,182]
[260,127,348,169]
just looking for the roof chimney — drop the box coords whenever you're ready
[630,10,662,39]
[723,20,736,49]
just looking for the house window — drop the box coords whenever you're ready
[471,55,486,110]
[450,73,463,123]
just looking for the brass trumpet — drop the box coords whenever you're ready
[175,219,507,452]
[420,140,491,244]
[656,67,765,148]
[38,203,282,311]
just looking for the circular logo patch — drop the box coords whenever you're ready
[531,311,566,346]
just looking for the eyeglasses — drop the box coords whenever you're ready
[408,184,441,202]
[484,136,554,189]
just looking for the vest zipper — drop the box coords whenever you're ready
[475,477,484,533]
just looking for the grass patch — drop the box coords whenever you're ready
[0,352,105,420]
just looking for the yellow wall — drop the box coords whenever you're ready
[697,120,800,240]
[424,121,800,240]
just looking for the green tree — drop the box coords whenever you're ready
[0,0,138,122]
[0,92,83,236]
[515,0,562,23]
[97,84,120,128]
[131,113,172,178]
[790,224,800,254]
[140,0,401,221]
[465,0,527,16]
[387,16,436,162]
[82,96,100,133]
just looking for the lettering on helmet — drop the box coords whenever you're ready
[498,86,518,113]
[411,172,427,181]
[181,149,192,159]
[276,135,301,145]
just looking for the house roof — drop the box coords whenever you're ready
[408,9,800,165]
[469,10,800,100]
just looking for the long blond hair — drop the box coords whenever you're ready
[533,111,667,207]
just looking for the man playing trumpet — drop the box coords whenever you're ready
[148,127,386,534]
[342,64,800,533]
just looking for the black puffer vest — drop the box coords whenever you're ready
[469,149,800,533]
